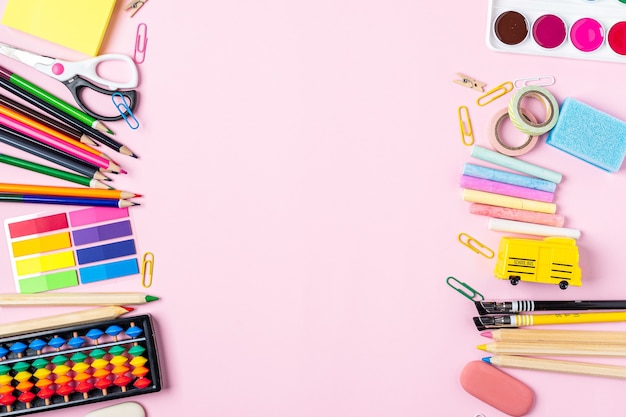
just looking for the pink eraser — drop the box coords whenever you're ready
[460,360,534,416]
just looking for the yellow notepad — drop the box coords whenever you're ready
[1,0,118,56]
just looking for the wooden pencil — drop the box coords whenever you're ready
[0,306,133,337]
[0,153,110,189]
[0,93,96,146]
[484,355,626,380]
[0,125,108,179]
[0,293,159,306]
[0,77,136,157]
[482,328,626,345]
[0,183,139,199]
[478,341,626,357]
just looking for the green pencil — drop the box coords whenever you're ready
[8,72,112,134]
[0,153,110,188]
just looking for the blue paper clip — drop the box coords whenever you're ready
[112,92,140,130]
[134,23,148,64]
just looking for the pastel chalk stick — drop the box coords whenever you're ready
[488,218,581,239]
[470,145,563,183]
[460,175,554,202]
[462,189,557,214]
[460,360,534,416]
[463,163,557,192]
[469,203,565,227]
[547,98,626,172]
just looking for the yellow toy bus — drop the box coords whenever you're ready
[494,236,582,290]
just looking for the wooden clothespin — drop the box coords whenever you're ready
[125,0,148,17]
[453,73,486,92]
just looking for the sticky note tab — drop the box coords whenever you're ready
[79,258,140,283]
[1,0,118,56]
[18,270,79,293]
[12,232,72,257]
[15,251,76,276]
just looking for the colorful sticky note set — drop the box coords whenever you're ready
[1,0,118,56]
[5,207,140,293]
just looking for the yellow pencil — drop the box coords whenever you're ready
[0,293,158,306]
[478,341,626,357]
[484,355,626,380]
[0,183,139,199]
[0,306,132,337]
[474,311,626,330]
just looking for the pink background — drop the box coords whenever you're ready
[0,1,625,416]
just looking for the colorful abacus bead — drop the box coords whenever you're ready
[86,328,104,345]
[36,384,55,406]
[95,375,113,395]
[113,374,132,392]
[29,339,47,355]
[10,342,27,358]
[0,346,8,360]
[48,336,66,351]
[126,324,143,339]
[68,332,86,349]
[105,325,123,342]
[0,389,16,412]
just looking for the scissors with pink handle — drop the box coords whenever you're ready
[0,42,138,121]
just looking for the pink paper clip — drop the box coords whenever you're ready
[134,23,148,64]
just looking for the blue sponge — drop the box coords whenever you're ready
[546,98,626,173]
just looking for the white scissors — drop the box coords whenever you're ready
[0,42,139,121]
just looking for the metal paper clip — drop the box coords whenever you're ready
[126,0,148,17]
[476,81,513,106]
[112,92,140,130]
[513,75,556,89]
[453,72,486,92]
[458,233,494,258]
[458,105,474,146]
[134,23,148,64]
[141,252,154,288]
[446,276,484,301]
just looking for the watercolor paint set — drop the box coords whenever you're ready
[0,314,161,416]
[4,207,140,294]
[487,0,626,63]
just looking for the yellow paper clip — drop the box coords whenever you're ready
[458,232,494,258]
[446,276,484,301]
[458,105,474,146]
[141,252,154,288]
[126,0,148,17]
[513,75,556,89]
[476,81,513,106]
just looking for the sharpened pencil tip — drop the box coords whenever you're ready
[480,331,493,339]
[121,169,128,174]
[146,295,159,302]
[481,357,492,364]
[476,344,487,351]
[122,306,135,312]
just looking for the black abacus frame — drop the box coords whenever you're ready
[0,314,162,416]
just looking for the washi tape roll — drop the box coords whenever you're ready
[508,86,559,136]
[489,107,539,156]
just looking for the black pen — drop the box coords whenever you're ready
[475,300,626,315]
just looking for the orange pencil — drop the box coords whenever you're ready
[0,104,112,161]
[0,183,140,199]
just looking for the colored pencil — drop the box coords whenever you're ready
[0,76,136,157]
[483,355,626,380]
[0,194,138,208]
[0,293,159,306]
[481,328,626,345]
[475,299,626,315]
[0,93,96,145]
[0,153,110,188]
[478,341,626,357]
[0,306,133,337]
[0,124,108,179]
[0,183,138,199]
[0,65,111,133]
[0,112,123,172]
[0,102,110,160]
[474,311,626,330]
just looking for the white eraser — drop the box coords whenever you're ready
[85,402,145,417]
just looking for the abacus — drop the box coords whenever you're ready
[0,314,161,416]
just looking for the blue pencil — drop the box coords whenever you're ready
[0,193,137,208]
